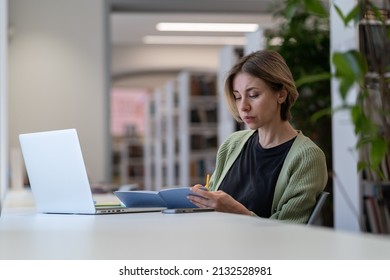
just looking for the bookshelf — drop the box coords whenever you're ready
[357,6,390,235]
[362,181,390,235]
[143,88,162,190]
[143,80,181,190]
[112,125,145,189]
[177,71,219,187]
[143,99,153,190]
[143,70,219,189]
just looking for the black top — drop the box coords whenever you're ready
[218,131,295,217]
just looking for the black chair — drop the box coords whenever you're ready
[307,191,330,226]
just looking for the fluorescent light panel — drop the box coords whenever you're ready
[156,22,259,32]
[143,35,246,45]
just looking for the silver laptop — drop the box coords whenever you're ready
[19,128,164,214]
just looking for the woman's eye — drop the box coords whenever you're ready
[249,94,259,98]
[234,96,241,100]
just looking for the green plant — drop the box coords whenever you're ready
[331,1,390,181]
[266,0,332,170]
[280,0,390,182]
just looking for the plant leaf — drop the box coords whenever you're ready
[295,72,331,87]
[332,50,368,100]
[370,137,388,169]
[303,0,328,17]
[344,4,360,25]
[284,0,299,21]
[310,107,333,123]
[333,4,360,26]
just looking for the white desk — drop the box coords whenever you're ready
[1,190,390,260]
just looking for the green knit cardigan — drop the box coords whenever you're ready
[208,130,328,224]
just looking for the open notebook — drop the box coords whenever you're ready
[19,128,164,214]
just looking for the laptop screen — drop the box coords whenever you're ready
[19,129,97,214]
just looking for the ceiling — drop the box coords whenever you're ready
[110,0,277,14]
[109,0,280,46]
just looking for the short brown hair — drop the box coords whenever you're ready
[224,50,299,122]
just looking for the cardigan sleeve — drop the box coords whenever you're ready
[269,142,328,224]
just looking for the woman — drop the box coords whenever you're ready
[188,50,328,224]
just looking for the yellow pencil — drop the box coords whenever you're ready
[205,174,210,189]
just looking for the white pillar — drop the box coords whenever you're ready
[331,0,361,232]
[217,46,237,145]
[0,0,9,211]
[245,28,264,55]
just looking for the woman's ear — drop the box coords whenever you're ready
[277,88,288,104]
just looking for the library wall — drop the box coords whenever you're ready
[8,0,110,184]
[0,0,7,200]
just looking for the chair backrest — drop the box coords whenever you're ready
[307,191,330,225]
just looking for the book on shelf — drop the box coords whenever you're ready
[363,182,390,234]
[190,135,204,150]
[364,196,381,233]
[190,134,218,150]
[381,154,390,181]
[128,165,144,177]
[114,187,206,209]
[377,198,390,234]
[205,108,218,123]
[128,145,143,157]
[189,74,217,96]
[190,107,218,124]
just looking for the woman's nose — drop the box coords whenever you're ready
[239,99,250,111]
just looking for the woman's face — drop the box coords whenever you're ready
[232,72,283,130]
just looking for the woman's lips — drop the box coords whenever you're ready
[243,116,255,123]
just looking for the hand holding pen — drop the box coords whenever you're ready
[188,174,210,207]
[188,173,253,215]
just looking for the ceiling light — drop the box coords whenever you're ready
[143,36,246,45]
[156,22,259,32]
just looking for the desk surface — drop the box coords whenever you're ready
[1,190,390,260]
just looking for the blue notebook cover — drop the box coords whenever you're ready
[114,187,202,208]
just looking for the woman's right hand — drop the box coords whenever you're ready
[188,184,253,216]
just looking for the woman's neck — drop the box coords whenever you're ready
[257,122,297,148]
